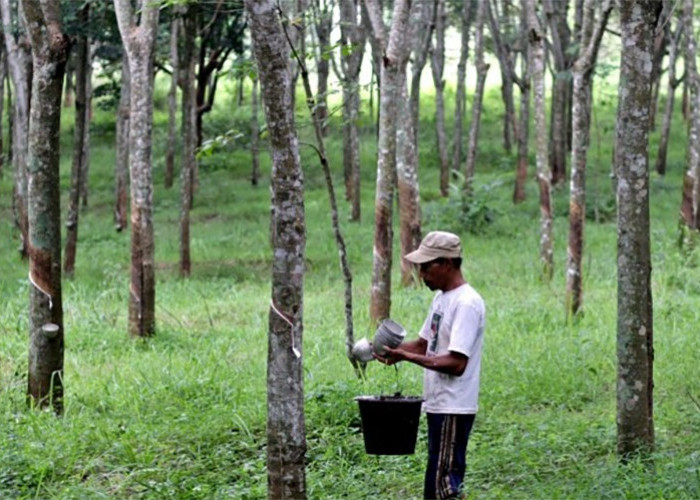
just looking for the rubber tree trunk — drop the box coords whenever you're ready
[615,0,658,459]
[22,0,70,413]
[565,0,612,318]
[655,23,682,177]
[64,2,90,278]
[165,14,180,190]
[451,0,472,176]
[114,0,160,337]
[526,0,554,281]
[1,0,31,258]
[251,75,260,186]
[430,0,449,196]
[313,0,332,136]
[179,8,197,278]
[487,0,516,153]
[245,1,307,497]
[114,53,130,232]
[0,46,5,178]
[464,0,490,190]
[79,45,93,210]
[513,4,531,204]
[364,0,413,324]
[680,0,700,238]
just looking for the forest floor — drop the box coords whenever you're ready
[1,84,700,498]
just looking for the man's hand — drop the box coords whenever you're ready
[373,346,407,365]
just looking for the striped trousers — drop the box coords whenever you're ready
[424,413,476,499]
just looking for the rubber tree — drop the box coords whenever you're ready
[114,52,129,232]
[512,3,531,204]
[565,0,612,318]
[0,0,31,258]
[655,20,683,176]
[114,0,160,337]
[21,0,70,413]
[165,11,181,190]
[526,0,554,281]
[244,0,307,496]
[430,0,449,196]
[451,0,472,176]
[615,0,660,459]
[364,0,413,324]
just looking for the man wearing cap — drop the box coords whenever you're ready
[377,231,485,499]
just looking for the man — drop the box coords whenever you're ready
[376,231,485,499]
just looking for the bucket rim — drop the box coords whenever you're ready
[354,395,423,403]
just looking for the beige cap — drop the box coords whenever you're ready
[404,231,462,264]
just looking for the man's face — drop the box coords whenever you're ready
[419,259,447,290]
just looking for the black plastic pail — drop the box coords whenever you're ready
[355,395,423,455]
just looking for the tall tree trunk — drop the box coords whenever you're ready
[22,0,69,413]
[615,0,659,459]
[544,0,573,187]
[487,0,516,153]
[180,9,197,278]
[365,0,413,324]
[513,4,531,204]
[408,0,434,145]
[0,46,5,178]
[566,0,612,318]
[165,14,180,190]
[64,2,90,277]
[79,44,93,210]
[655,22,682,177]
[1,0,31,258]
[114,53,130,232]
[680,0,700,237]
[251,75,260,186]
[245,1,307,497]
[526,0,553,281]
[114,0,160,337]
[313,0,332,136]
[430,0,449,196]
[464,0,489,189]
[451,0,472,175]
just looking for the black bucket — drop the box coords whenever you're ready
[355,395,423,455]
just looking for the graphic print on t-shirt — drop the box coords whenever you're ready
[429,312,442,353]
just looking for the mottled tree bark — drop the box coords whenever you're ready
[114,0,159,337]
[566,0,612,318]
[430,0,449,196]
[338,0,366,221]
[180,9,197,278]
[450,0,472,176]
[64,2,90,277]
[655,22,682,177]
[165,14,180,190]
[21,0,69,413]
[526,0,553,281]
[680,0,700,236]
[464,0,489,190]
[615,0,659,459]
[513,4,531,204]
[364,0,413,324]
[251,75,260,186]
[245,1,307,497]
[312,0,332,135]
[544,0,573,187]
[1,0,31,258]
[114,53,130,232]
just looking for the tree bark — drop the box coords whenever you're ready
[114,52,130,232]
[0,46,5,178]
[655,22,682,177]
[21,0,69,413]
[114,0,159,337]
[312,0,332,136]
[64,2,90,278]
[245,1,307,497]
[430,0,449,196]
[513,3,531,204]
[251,75,260,186]
[338,0,366,221]
[464,0,489,190]
[1,0,31,258]
[526,0,553,281]
[615,0,659,459]
[450,0,472,176]
[365,0,413,324]
[180,8,197,278]
[680,0,700,236]
[165,14,180,190]
[79,44,93,210]
[565,0,612,318]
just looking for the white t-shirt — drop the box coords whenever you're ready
[419,283,485,414]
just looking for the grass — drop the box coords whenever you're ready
[1,81,700,498]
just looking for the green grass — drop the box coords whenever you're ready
[1,82,700,498]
